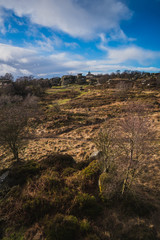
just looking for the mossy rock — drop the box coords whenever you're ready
[121,224,158,240]
[81,160,100,181]
[40,153,76,171]
[76,159,92,170]
[98,172,121,200]
[45,214,79,240]
[71,193,102,219]
[62,167,77,177]
[80,160,101,192]
[8,161,40,186]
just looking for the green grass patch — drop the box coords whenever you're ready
[57,99,71,105]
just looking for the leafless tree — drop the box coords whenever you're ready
[115,102,157,194]
[94,102,157,196]
[0,95,38,161]
[94,126,116,173]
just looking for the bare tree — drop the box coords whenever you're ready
[93,126,116,173]
[0,95,38,161]
[115,102,157,194]
[93,122,119,195]
[94,102,157,196]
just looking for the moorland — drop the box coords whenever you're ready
[0,72,160,240]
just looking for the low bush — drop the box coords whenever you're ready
[71,193,102,219]
[121,224,158,240]
[23,197,54,225]
[40,153,76,171]
[62,167,76,177]
[83,234,100,240]
[8,161,40,186]
[45,214,93,240]
[45,214,79,240]
[79,219,91,235]
[121,191,156,217]
[34,170,63,194]
[2,227,25,240]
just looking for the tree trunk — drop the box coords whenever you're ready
[13,146,19,161]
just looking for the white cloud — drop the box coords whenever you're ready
[0,43,36,62]
[98,40,160,65]
[0,42,160,78]
[0,0,132,38]
[65,42,79,49]
[35,34,63,52]
[0,64,17,74]
[106,46,160,65]
[19,69,32,75]
[0,8,7,34]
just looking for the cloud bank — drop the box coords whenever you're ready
[0,0,159,76]
[0,0,131,38]
[0,42,159,77]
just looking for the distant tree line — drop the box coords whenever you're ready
[0,70,160,98]
[0,74,54,98]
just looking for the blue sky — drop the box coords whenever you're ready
[0,0,159,78]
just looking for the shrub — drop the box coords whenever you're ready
[121,191,156,217]
[83,234,100,240]
[23,197,53,225]
[79,219,91,235]
[45,214,79,240]
[2,227,24,240]
[35,170,62,194]
[8,161,40,186]
[62,167,76,177]
[71,193,102,219]
[40,153,76,171]
[121,224,158,240]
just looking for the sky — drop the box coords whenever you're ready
[0,0,160,78]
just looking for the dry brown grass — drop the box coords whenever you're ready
[1,86,160,197]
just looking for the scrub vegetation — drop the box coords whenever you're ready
[1,72,160,239]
